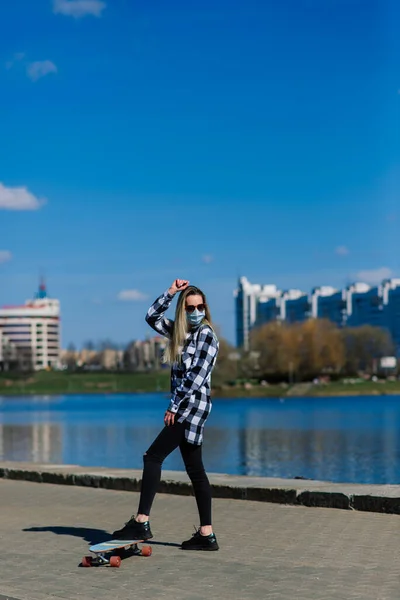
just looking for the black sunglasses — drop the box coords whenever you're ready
[185,303,206,313]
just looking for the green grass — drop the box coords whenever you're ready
[215,380,400,398]
[0,370,399,398]
[309,380,400,396]
[0,370,171,395]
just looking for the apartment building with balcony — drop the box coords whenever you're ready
[345,283,384,329]
[281,290,310,323]
[235,276,400,354]
[0,280,61,371]
[310,286,347,327]
[234,277,281,349]
[383,279,400,353]
[0,329,18,371]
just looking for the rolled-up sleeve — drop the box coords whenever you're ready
[145,290,174,339]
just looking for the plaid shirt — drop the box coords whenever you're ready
[145,290,219,445]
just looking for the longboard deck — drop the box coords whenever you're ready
[89,539,145,553]
[82,539,152,567]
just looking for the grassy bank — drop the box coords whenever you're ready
[0,371,400,397]
[0,370,171,396]
[215,380,400,398]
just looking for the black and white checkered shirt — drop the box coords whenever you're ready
[145,290,219,445]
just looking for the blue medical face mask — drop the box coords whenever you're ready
[186,309,205,326]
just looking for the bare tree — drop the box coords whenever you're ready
[250,319,345,381]
[342,326,395,374]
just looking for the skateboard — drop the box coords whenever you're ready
[81,539,152,568]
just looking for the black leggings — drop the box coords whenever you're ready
[137,421,212,526]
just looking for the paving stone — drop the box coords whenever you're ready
[1,479,400,599]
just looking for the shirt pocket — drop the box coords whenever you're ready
[182,343,196,369]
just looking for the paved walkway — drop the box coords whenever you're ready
[1,479,399,600]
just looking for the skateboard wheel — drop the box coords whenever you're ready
[82,556,92,567]
[141,545,152,557]
[110,556,121,568]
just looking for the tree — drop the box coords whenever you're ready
[212,332,238,385]
[97,339,118,351]
[342,326,395,374]
[250,319,345,381]
[250,321,286,376]
[65,342,77,370]
[296,319,344,379]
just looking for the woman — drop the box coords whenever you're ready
[112,279,220,551]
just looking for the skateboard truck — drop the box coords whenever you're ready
[82,539,152,568]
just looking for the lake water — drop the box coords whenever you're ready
[1,393,400,485]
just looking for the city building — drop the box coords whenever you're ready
[256,296,282,327]
[235,277,312,349]
[234,277,280,350]
[345,283,384,329]
[59,337,166,372]
[124,336,167,371]
[281,290,310,323]
[99,348,124,370]
[256,289,310,327]
[383,279,400,354]
[310,286,347,327]
[0,280,61,371]
[235,276,400,354]
[0,329,18,371]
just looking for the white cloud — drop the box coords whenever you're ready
[0,250,12,264]
[53,0,106,18]
[118,289,148,302]
[356,267,392,284]
[27,60,57,82]
[202,255,214,264]
[0,183,45,210]
[335,245,349,256]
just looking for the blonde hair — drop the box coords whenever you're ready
[163,286,214,365]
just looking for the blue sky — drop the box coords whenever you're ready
[0,0,399,347]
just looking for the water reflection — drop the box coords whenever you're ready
[0,423,62,463]
[1,393,400,484]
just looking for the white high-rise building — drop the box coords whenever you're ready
[310,286,347,327]
[0,329,18,370]
[0,280,61,371]
[235,276,400,355]
[234,277,279,350]
[382,279,400,354]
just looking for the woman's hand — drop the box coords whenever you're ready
[168,279,189,296]
[164,410,176,427]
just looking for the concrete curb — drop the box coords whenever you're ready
[1,462,400,515]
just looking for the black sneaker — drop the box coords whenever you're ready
[181,529,219,551]
[112,516,153,541]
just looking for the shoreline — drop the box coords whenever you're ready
[213,387,400,398]
[1,391,400,399]
[1,371,399,397]
[1,389,400,398]
[2,460,400,515]
[1,387,400,399]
